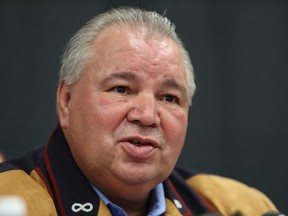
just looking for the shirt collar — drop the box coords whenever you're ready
[91,183,166,216]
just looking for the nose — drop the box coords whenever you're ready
[127,93,160,127]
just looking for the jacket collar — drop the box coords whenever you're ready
[44,125,100,215]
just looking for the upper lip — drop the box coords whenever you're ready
[119,136,161,148]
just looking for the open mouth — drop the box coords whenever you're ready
[120,137,159,158]
[128,139,153,147]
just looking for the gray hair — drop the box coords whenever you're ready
[59,7,196,105]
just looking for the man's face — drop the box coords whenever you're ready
[58,27,190,198]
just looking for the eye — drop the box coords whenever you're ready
[163,94,179,104]
[112,86,128,94]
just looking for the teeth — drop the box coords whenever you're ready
[130,140,149,146]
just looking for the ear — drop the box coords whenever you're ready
[57,81,71,129]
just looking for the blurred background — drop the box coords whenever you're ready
[0,0,287,213]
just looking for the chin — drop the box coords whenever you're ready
[117,164,167,185]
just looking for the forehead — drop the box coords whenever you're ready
[93,27,183,62]
[86,26,187,83]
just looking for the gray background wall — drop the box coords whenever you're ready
[0,0,287,213]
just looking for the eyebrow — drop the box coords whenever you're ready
[101,71,138,85]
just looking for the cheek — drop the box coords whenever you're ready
[68,95,123,165]
[69,93,115,136]
[82,94,130,134]
[163,111,188,152]
[158,111,188,176]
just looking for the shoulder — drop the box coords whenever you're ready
[0,165,57,215]
[175,168,278,216]
[0,146,57,215]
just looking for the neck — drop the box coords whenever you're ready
[88,172,158,215]
[110,194,150,216]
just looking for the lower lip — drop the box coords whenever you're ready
[120,142,157,159]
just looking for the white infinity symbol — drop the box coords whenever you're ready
[71,202,93,212]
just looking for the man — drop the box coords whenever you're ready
[0,7,280,216]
